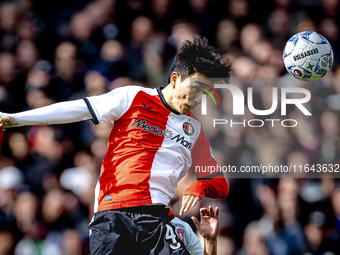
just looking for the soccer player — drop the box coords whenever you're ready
[0,35,231,254]
[172,206,219,255]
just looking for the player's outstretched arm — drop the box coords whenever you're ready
[0,99,92,131]
[192,206,219,255]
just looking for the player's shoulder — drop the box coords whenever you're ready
[171,217,192,230]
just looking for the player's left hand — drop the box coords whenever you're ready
[0,113,15,131]
[179,194,200,216]
[191,206,219,242]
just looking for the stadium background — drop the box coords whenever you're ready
[0,0,340,254]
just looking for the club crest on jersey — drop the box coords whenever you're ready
[183,122,194,136]
[177,229,185,243]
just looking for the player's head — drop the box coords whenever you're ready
[167,35,231,115]
[169,35,232,83]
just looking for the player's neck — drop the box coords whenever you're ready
[161,85,176,111]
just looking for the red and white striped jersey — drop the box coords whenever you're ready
[84,86,228,212]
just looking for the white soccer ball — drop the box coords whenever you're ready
[283,31,333,81]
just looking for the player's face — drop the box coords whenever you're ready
[172,72,213,115]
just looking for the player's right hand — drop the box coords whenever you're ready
[0,113,15,131]
[179,194,200,216]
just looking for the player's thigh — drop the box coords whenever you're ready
[89,213,132,255]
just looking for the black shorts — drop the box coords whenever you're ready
[88,205,190,255]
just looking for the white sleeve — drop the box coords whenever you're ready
[84,86,142,124]
[182,223,204,255]
[1,99,92,127]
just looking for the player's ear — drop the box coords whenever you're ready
[170,72,179,89]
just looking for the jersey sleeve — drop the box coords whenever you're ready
[84,86,142,124]
[184,126,229,200]
[1,100,92,127]
[183,222,204,255]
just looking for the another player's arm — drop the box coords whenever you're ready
[180,126,229,216]
[0,100,92,131]
[192,206,219,255]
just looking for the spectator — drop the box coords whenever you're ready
[237,221,269,255]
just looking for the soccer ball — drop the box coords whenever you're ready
[283,31,333,81]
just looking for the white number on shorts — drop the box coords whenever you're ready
[165,225,177,244]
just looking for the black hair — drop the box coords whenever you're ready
[169,35,232,83]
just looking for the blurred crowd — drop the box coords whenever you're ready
[0,0,340,254]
